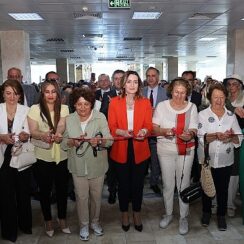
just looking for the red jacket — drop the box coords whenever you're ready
[108,96,152,164]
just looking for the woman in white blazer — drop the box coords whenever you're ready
[0,80,32,242]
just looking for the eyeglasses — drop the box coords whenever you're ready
[46,78,60,82]
[227,82,239,87]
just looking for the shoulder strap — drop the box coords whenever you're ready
[203,133,210,166]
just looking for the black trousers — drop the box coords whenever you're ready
[33,159,69,221]
[114,139,148,212]
[148,138,161,186]
[107,150,118,194]
[0,146,32,242]
[202,165,232,216]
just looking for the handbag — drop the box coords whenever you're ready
[179,142,202,204]
[31,138,52,149]
[200,134,216,198]
[180,182,202,203]
[10,140,37,170]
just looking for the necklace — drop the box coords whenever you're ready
[126,99,134,110]
[6,107,17,119]
[170,100,187,110]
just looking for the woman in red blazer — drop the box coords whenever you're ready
[108,70,152,232]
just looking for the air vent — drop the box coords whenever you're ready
[70,56,81,59]
[98,57,135,61]
[46,38,64,42]
[188,13,221,20]
[60,49,74,53]
[168,34,186,37]
[124,37,142,41]
[74,12,102,20]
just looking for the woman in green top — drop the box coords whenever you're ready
[28,80,70,237]
[61,87,113,241]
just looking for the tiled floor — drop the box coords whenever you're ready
[1,182,244,244]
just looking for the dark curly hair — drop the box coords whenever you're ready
[71,87,96,111]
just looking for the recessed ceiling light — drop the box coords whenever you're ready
[241,18,244,20]
[8,13,43,20]
[199,37,217,41]
[132,12,162,20]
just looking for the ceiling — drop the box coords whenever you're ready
[1,0,244,66]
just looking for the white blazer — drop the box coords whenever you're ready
[0,103,30,168]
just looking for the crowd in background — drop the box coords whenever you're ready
[0,66,244,242]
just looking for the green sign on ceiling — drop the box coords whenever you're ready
[109,0,130,9]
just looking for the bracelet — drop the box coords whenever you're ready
[141,128,147,136]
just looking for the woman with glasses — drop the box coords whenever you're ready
[224,75,244,218]
[27,80,70,237]
[61,87,112,241]
[0,80,32,242]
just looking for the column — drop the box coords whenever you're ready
[168,57,178,82]
[155,63,163,80]
[68,63,76,83]
[0,30,31,83]
[56,58,69,83]
[76,64,83,82]
[226,29,244,78]
[0,48,2,83]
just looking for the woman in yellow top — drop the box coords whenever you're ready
[28,80,70,237]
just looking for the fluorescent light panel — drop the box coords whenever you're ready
[132,12,162,20]
[8,13,43,20]
[199,37,217,41]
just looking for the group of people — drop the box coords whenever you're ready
[0,66,243,243]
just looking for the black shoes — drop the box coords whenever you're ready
[201,213,227,231]
[217,216,227,231]
[108,192,116,204]
[133,212,143,232]
[134,224,143,232]
[122,224,130,232]
[201,212,211,227]
[150,185,162,195]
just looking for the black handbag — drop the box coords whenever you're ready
[180,182,202,203]
[179,141,202,204]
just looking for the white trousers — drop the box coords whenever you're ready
[72,174,104,228]
[158,150,194,218]
[228,175,239,209]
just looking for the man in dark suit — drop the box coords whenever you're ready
[182,70,202,183]
[100,69,125,204]
[181,70,202,109]
[7,67,38,107]
[142,67,168,195]
[95,74,111,101]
